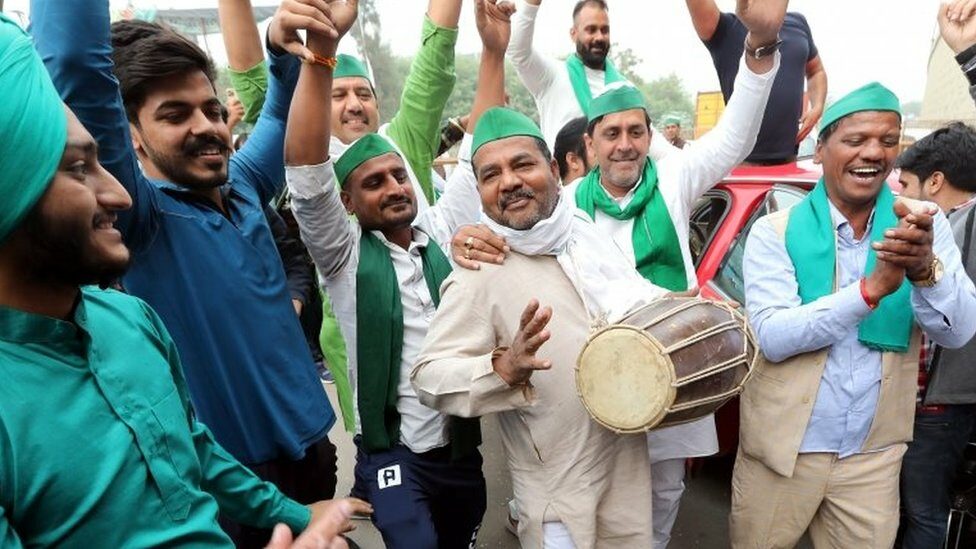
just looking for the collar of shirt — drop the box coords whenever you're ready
[950,194,976,215]
[828,200,876,245]
[598,173,644,209]
[368,228,430,256]
[0,297,89,347]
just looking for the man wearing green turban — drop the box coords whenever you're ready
[279,2,521,546]
[0,13,369,547]
[733,81,976,547]
[661,115,688,150]
[556,2,786,545]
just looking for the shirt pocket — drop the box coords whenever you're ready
[145,389,193,521]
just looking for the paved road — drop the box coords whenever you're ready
[326,385,806,548]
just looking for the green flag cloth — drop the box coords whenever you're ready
[587,82,646,123]
[785,180,913,352]
[0,14,68,243]
[819,82,901,136]
[471,107,546,159]
[334,53,372,83]
[318,291,355,433]
[356,232,481,458]
[335,133,400,187]
[566,54,625,118]
[575,159,688,292]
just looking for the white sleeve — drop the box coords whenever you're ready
[508,1,563,98]
[668,53,780,207]
[415,133,482,252]
[285,161,358,279]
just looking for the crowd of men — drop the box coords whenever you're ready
[2,0,976,548]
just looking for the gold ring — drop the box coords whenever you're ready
[463,248,472,260]
[464,236,475,249]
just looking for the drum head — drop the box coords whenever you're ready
[576,325,676,434]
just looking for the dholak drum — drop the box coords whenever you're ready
[575,297,758,434]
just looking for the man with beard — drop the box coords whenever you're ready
[559,2,783,545]
[31,1,341,546]
[0,14,370,546]
[411,106,674,548]
[508,0,671,158]
[281,2,519,545]
[685,0,827,164]
[735,83,976,547]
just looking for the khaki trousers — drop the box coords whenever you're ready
[729,445,906,549]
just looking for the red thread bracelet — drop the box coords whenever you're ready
[860,278,878,310]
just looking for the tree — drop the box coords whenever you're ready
[641,73,695,126]
[349,0,406,123]
[611,44,645,87]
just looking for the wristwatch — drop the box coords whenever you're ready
[909,257,944,288]
[744,35,783,60]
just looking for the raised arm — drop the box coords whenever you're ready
[417,0,514,248]
[30,0,158,252]
[220,0,268,124]
[384,0,463,204]
[685,0,722,41]
[938,0,976,106]
[670,0,784,204]
[508,0,561,97]
[284,0,361,279]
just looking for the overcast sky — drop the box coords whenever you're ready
[5,0,946,103]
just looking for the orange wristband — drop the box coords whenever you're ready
[304,54,337,70]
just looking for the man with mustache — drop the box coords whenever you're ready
[686,0,827,164]
[559,1,784,545]
[410,105,676,548]
[735,82,976,547]
[31,1,343,546]
[508,0,671,158]
[281,1,518,546]
[0,13,371,546]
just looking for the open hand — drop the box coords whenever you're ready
[265,498,372,549]
[493,299,553,386]
[476,0,517,55]
[939,0,976,54]
[452,224,509,270]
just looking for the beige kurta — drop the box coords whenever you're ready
[411,253,652,548]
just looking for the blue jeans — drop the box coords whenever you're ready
[898,405,976,549]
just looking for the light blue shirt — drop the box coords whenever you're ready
[744,201,976,458]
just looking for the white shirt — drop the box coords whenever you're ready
[562,53,782,461]
[287,137,482,453]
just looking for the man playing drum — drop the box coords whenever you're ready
[411,107,672,548]
[561,1,786,545]
[735,82,976,547]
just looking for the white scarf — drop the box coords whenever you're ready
[481,194,666,325]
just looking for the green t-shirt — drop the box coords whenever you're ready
[0,288,309,547]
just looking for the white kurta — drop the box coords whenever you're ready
[563,54,781,461]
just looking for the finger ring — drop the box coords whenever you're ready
[464,236,475,249]
[464,248,472,260]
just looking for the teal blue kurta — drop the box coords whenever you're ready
[0,288,310,547]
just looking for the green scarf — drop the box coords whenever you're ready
[356,231,481,458]
[566,54,625,117]
[784,180,913,352]
[575,159,688,291]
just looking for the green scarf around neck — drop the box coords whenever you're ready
[575,159,688,291]
[356,231,481,458]
[566,54,625,117]
[784,180,913,352]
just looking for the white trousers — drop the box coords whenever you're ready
[542,522,577,549]
[651,458,687,549]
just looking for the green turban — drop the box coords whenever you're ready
[0,14,68,243]
[334,133,401,186]
[334,54,372,84]
[819,82,901,136]
[471,107,546,159]
[588,82,646,123]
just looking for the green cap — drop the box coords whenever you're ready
[819,82,901,136]
[471,107,546,159]
[334,133,401,186]
[588,82,646,123]
[663,115,681,126]
[334,54,372,83]
[0,14,68,243]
